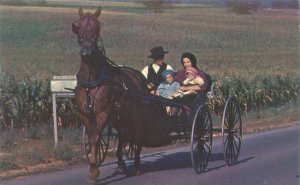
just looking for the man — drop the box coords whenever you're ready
[141,46,173,93]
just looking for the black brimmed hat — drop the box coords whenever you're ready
[148,46,169,59]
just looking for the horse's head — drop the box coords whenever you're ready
[72,7,102,57]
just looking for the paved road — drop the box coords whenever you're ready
[1,125,299,185]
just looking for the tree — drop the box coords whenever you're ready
[138,0,174,13]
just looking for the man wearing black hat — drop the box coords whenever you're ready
[142,46,174,93]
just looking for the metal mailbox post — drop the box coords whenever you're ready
[50,76,77,148]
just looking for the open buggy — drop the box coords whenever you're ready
[71,7,242,181]
[82,72,243,173]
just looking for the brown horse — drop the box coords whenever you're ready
[72,7,174,181]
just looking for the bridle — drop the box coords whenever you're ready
[76,36,108,89]
[73,13,108,89]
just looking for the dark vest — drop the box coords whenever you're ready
[147,63,167,89]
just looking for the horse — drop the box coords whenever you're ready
[72,7,174,181]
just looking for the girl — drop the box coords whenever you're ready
[156,70,180,99]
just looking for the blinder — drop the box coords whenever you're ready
[72,22,79,34]
[72,8,102,56]
[72,7,101,35]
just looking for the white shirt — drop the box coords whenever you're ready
[141,63,173,79]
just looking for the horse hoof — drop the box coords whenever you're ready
[86,177,97,184]
[117,161,126,174]
[132,168,141,176]
[116,166,126,174]
[88,169,100,181]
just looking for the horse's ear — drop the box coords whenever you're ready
[72,23,79,34]
[78,8,84,17]
[94,6,102,18]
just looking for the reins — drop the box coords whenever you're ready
[76,35,107,89]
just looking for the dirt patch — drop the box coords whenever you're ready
[0,160,67,180]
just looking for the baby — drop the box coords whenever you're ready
[183,67,204,86]
[174,67,204,97]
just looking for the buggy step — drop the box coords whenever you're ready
[213,128,222,133]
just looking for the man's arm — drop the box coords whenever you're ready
[166,64,173,71]
[141,66,149,79]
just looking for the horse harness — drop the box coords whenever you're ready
[75,37,130,126]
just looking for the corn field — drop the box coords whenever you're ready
[0,70,299,131]
[0,71,80,130]
[211,75,300,116]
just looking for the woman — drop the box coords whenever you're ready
[176,52,208,92]
[175,52,210,123]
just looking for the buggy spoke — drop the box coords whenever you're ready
[191,105,212,173]
[222,96,242,166]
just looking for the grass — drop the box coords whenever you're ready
[0,125,84,180]
[0,101,299,180]
[0,4,299,79]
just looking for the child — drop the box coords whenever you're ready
[173,67,204,97]
[156,70,180,99]
[156,70,180,115]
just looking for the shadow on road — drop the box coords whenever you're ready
[94,149,254,185]
[205,155,254,173]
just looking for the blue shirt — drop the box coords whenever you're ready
[156,81,180,98]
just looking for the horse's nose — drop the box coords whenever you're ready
[80,41,93,56]
[80,48,89,56]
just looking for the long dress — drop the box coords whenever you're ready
[175,69,210,124]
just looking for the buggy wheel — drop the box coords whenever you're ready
[222,96,242,166]
[190,104,213,173]
[82,124,111,166]
[123,143,137,160]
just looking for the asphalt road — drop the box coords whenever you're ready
[1,125,299,185]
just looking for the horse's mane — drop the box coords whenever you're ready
[104,57,148,91]
[118,66,149,94]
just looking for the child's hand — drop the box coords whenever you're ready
[183,78,191,85]
[147,82,155,90]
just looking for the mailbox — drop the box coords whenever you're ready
[51,75,77,147]
[51,75,77,94]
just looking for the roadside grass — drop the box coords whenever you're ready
[0,101,299,180]
[0,125,85,180]
[242,101,300,133]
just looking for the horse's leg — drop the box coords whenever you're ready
[83,113,106,181]
[116,135,126,173]
[80,114,100,181]
[88,110,111,181]
[133,145,142,175]
[87,128,100,181]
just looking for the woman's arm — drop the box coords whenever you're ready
[179,85,201,92]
